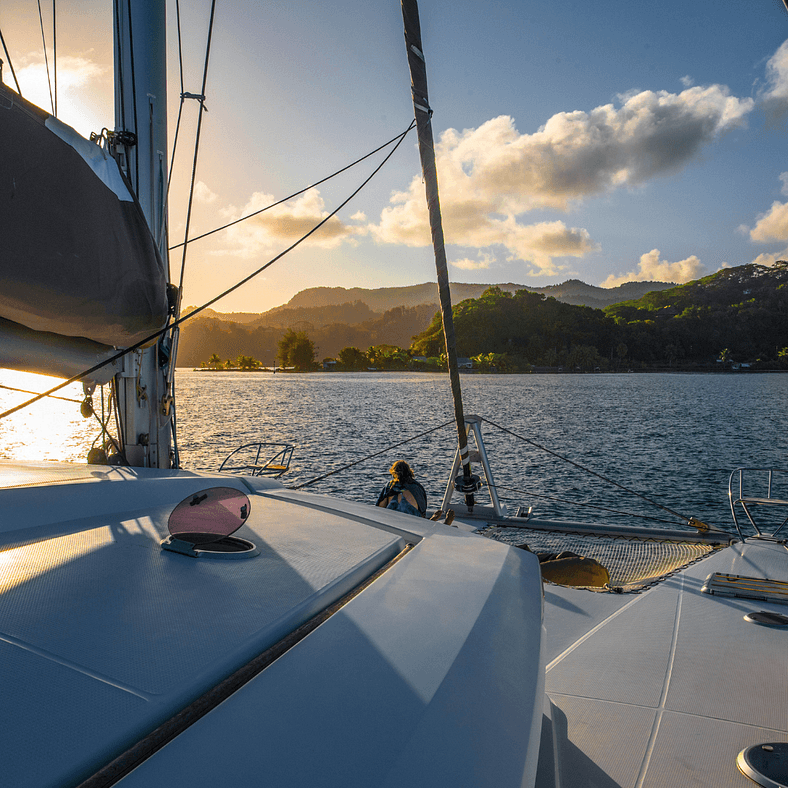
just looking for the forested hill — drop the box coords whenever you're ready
[177,304,436,366]
[410,263,788,369]
[280,279,673,313]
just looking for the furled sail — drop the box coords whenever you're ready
[0,82,169,349]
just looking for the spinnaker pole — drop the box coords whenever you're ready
[401,0,477,509]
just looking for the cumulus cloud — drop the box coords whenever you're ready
[749,200,788,242]
[222,189,357,257]
[17,52,105,97]
[452,253,496,270]
[760,39,788,120]
[369,84,752,274]
[194,181,218,204]
[751,249,788,266]
[602,249,705,286]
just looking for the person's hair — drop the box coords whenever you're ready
[389,460,414,483]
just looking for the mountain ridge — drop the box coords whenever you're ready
[184,279,676,329]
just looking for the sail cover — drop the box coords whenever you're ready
[0,83,169,348]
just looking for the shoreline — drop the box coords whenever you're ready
[189,367,788,375]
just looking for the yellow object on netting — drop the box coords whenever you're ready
[484,526,720,592]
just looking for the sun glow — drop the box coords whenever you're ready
[0,370,100,463]
[14,53,112,138]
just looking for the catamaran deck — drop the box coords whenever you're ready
[0,462,544,788]
[542,538,788,787]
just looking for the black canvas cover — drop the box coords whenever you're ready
[0,83,168,348]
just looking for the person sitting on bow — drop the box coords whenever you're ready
[376,460,427,517]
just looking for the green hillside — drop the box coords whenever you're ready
[410,263,788,369]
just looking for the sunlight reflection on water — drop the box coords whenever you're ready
[0,370,97,462]
[2,368,787,533]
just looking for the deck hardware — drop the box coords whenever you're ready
[219,442,294,478]
[743,611,788,627]
[729,468,788,541]
[701,573,788,605]
[736,741,788,788]
[161,486,259,559]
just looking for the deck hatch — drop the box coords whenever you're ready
[701,573,788,605]
[737,742,788,788]
[161,487,259,558]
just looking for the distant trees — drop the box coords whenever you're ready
[367,345,409,370]
[408,264,788,370]
[192,262,788,372]
[277,329,317,371]
[235,355,261,370]
[338,346,368,370]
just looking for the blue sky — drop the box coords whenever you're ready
[4,0,788,312]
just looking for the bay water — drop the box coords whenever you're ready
[3,369,787,534]
[175,370,788,534]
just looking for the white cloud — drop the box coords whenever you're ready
[194,181,218,204]
[780,172,788,196]
[602,249,705,286]
[760,39,788,120]
[222,189,357,257]
[368,84,752,275]
[451,253,495,270]
[16,52,108,134]
[750,249,788,266]
[350,211,367,222]
[680,76,695,88]
[750,200,788,242]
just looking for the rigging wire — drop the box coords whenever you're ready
[160,0,186,250]
[0,122,416,423]
[486,482,687,527]
[113,0,126,133]
[0,26,23,95]
[0,383,79,404]
[36,0,54,114]
[125,0,139,193]
[52,0,56,115]
[168,126,417,253]
[480,416,693,523]
[290,419,454,490]
[176,0,217,299]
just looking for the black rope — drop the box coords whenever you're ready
[290,419,453,489]
[36,0,54,114]
[0,26,22,95]
[168,126,417,252]
[480,416,692,522]
[487,482,687,527]
[0,123,416,423]
[176,0,217,301]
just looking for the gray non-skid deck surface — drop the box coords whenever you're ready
[544,540,788,787]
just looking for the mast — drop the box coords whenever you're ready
[113,0,174,468]
[401,0,477,508]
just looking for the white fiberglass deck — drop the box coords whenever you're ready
[0,462,544,788]
[543,538,788,788]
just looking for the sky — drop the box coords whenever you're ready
[4,0,788,313]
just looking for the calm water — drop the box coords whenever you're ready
[174,370,788,533]
[2,369,787,533]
